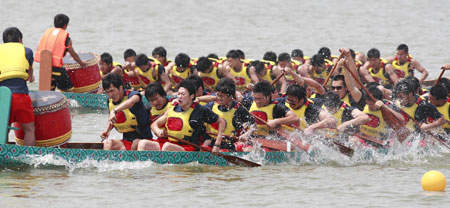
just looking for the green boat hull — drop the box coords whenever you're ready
[0,144,303,167]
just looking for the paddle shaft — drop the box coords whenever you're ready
[322,53,344,87]
[166,135,261,167]
[434,67,446,86]
[270,71,285,86]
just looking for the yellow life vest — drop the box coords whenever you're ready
[199,63,220,89]
[0,43,29,81]
[249,102,276,136]
[230,63,251,91]
[401,102,419,131]
[321,102,347,138]
[360,105,386,138]
[434,101,450,130]
[108,92,138,133]
[368,59,390,86]
[170,64,191,86]
[150,100,169,122]
[311,64,330,85]
[342,93,351,107]
[208,102,238,136]
[286,99,314,130]
[284,61,300,83]
[392,55,413,78]
[165,104,195,142]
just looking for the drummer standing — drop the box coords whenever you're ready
[0,27,35,146]
[35,13,87,91]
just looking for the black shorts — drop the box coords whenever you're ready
[52,66,74,91]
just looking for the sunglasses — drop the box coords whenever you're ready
[331,86,343,90]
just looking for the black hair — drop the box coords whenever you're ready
[196,57,212,72]
[332,74,346,87]
[286,84,306,101]
[404,76,420,93]
[215,78,236,97]
[186,75,204,91]
[54,14,69,28]
[437,77,450,93]
[365,82,380,88]
[367,86,383,100]
[102,73,124,90]
[322,91,342,108]
[123,49,137,60]
[349,49,356,59]
[177,79,197,98]
[367,48,380,59]
[152,46,167,58]
[251,60,266,74]
[262,51,277,62]
[100,52,113,65]
[430,85,448,101]
[318,47,331,60]
[226,50,240,59]
[291,49,304,58]
[278,53,291,62]
[135,54,149,67]
[175,53,191,68]
[253,81,272,97]
[236,49,245,59]
[393,79,415,97]
[145,82,167,99]
[207,53,219,59]
[397,44,409,53]
[2,27,22,43]
[311,54,325,67]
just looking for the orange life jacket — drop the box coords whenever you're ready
[35,28,69,67]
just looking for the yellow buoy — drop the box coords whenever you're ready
[421,170,446,192]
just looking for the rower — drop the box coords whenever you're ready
[298,54,331,85]
[248,60,286,92]
[152,46,171,69]
[386,44,429,83]
[203,78,252,151]
[99,52,123,79]
[0,27,35,146]
[321,91,370,140]
[241,81,298,137]
[196,56,233,91]
[318,47,337,65]
[360,48,398,89]
[135,54,172,92]
[166,53,197,90]
[282,84,335,135]
[428,85,450,136]
[357,86,405,147]
[151,79,226,153]
[35,14,88,92]
[225,50,253,92]
[393,80,445,133]
[291,49,311,65]
[262,51,277,63]
[101,73,155,151]
[272,53,299,90]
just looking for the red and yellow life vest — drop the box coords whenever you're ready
[0,42,29,81]
[199,62,221,90]
[165,103,195,142]
[360,105,386,138]
[368,59,390,86]
[249,101,276,136]
[286,99,313,130]
[392,55,413,78]
[108,92,138,133]
[230,63,251,91]
[170,64,192,86]
[35,28,69,67]
[208,102,239,136]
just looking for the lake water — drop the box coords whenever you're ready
[1,0,450,207]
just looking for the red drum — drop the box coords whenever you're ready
[14,91,72,147]
[63,52,101,93]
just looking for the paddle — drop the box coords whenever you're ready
[39,50,52,91]
[166,135,261,167]
[322,52,344,87]
[270,71,286,86]
[100,122,114,142]
[343,58,410,143]
[434,66,447,86]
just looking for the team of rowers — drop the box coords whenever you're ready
[98,44,450,153]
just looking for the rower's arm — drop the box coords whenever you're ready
[338,109,370,132]
[218,63,235,80]
[248,66,260,84]
[412,59,429,83]
[304,77,326,95]
[212,117,226,152]
[341,55,363,102]
[197,95,217,103]
[268,111,298,128]
[298,64,312,78]
[151,111,168,137]
[420,116,445,131]
[385,56,395,64]
[160,71,172,92]
[384,64,399,85]
[306,110,336,131]
[358,66,375,83]
[286,67,304,86]
[66,39,87,68]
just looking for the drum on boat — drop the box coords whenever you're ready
[14,91,72,147]
[63,52,101,93]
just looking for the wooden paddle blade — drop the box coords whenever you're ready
[221,154,261,167]
[332,141,354,157]
[39,50,52,91]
